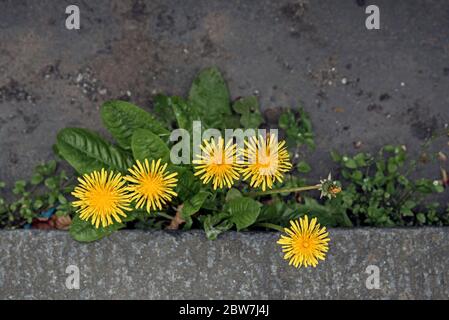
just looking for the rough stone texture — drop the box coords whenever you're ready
[0,229,448,299]
[1,0,448,194]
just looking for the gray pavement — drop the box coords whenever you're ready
[0,229,448,299]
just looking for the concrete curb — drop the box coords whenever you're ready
[0,228,448,299]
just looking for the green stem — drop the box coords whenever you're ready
[157,212,174,220]
[255,222,284,233]
[248,184,321,197]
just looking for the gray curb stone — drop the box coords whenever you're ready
[0,228,448,299]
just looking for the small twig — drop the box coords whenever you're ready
[166,204,185,230]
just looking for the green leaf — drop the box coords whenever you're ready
[387,160,398,174]
[69,214,124,243]
[202,212,233,240]
[401,209,414,217]
[299,108,313,132]
[31,173,44,185]
[416,213,426,224]
[131,129,170,163]
[223,114,241,129]
[297,161,311,173]
[170,96,200,132]
[188,67,232,129]
[225,188,242,202]
[175,169,201,202]
[279,108,315,150]
[296,197,339,226]
[153,94,177,127]
[33,200,44,210]
[344,158,358,169]
[181,191,210,218]
[13,180,26,194]
[415,179,434,193]
[351,170,363,181]
[232,96,264,129]
[101,100,169,149]
[52,144,62,160]
[226,197,261,231]
[278,111,294,129]
[44,177,58,190]
[121,210,146,223]
[58,194,68,204]
[42,160,57,176]
[257,201,296,224]
[354,153,367,167]
[15,180,26,188]
[57,128,133,174]
[241,112,264,129]
[383,145,396,153]
[398,175,410,186]
[432,182,445,193]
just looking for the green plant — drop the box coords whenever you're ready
[278,107,315,180]
[310,145,448,226]
[279,107,315,151]
[0,161,74,228]
[4,67,447,238]
[54,67,326,242]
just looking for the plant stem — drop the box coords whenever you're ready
[157,212,174,220]
[248,184,321,197]
[255,222,284,232]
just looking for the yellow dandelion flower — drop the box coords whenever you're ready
[240,134,292,191]
[124,159,178,213]
[277,215,330,268]
[72,169,131,228]
[193,137,240,189]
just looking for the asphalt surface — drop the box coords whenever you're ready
[0,0,448,192]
